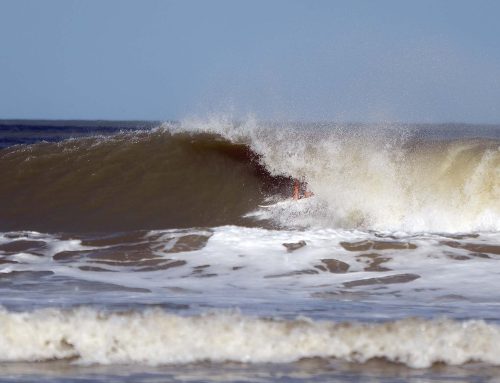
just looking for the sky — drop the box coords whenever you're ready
[1,0,500,123]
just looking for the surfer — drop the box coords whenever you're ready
[293,179,314,200]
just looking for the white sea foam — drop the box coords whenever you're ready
[1,227,500,319]
[1,307,500,368]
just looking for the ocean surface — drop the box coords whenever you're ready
[0,118,499,382]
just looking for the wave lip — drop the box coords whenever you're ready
[1,307,499,368]
[176,118,500,232]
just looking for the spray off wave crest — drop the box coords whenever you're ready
[1,307,500,368]
[0,118,498,233]
[173,117,500,232]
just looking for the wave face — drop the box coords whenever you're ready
[0,130,287,232]
[1,307,499,368]
[1,119,499,233]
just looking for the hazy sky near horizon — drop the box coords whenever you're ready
[1,0,500,123]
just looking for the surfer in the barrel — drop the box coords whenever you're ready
[292,179,314,200]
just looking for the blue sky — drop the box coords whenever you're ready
[1,0,499,123]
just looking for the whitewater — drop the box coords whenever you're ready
[0,118,499,382]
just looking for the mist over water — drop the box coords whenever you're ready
[172,116,500,232]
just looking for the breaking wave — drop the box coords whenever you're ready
[1,307,500,368]
[0,118,498,233]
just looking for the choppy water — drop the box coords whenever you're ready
[0,119,499,382]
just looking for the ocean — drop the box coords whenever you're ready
[0,118,499,382]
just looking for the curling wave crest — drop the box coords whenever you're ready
[173,117,500,232]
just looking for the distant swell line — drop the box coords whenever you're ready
[1,307,500,368]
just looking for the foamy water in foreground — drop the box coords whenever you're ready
[2,308,500,368]
[1,226,500,374]
[0,121,499,382]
